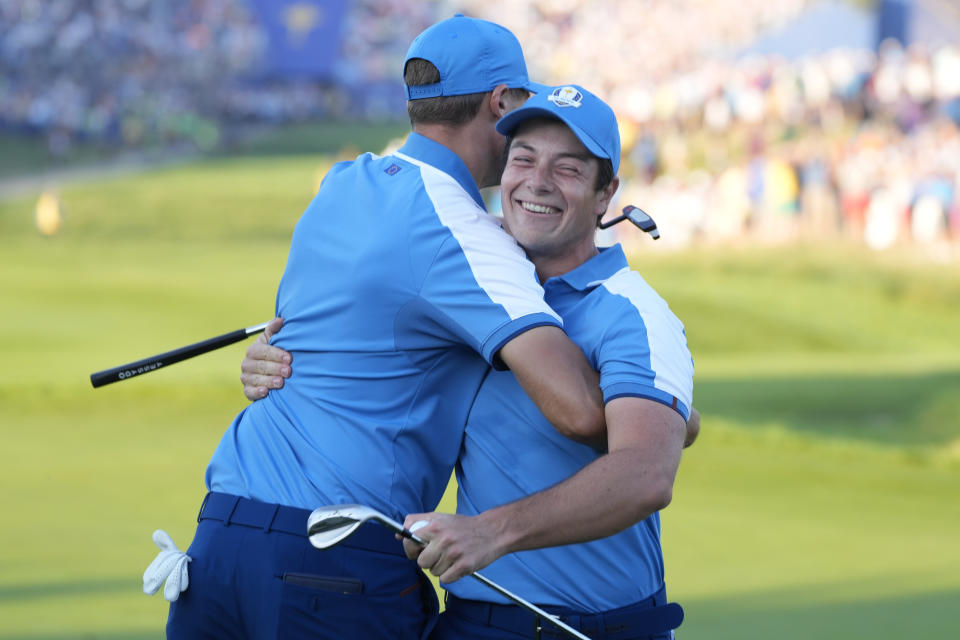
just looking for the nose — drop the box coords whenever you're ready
[527,160,554,194]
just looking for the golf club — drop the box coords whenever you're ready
[307,504,593,640]
[90,321,271,388]
[598,204,660,239]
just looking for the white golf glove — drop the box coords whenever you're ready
[143,529,191,602]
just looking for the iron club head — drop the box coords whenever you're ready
[306,504,422,549]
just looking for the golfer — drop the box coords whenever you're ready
[244,85,696,639]
[154,16,608,640]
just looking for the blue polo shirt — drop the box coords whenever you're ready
[447,244,694,611]
[205,133,561,520]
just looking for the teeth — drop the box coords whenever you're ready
[520,201,558,214]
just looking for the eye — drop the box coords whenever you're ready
[557,164,581,176]
[511,155,534,165]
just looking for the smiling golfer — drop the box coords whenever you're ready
[402,84,693,640]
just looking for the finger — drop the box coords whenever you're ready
[401,538,422,561]
[240,371,276,387]
[240,361,286,388]
[263,317,284,341]
[428,548,455,579]
[241,357,289,381]
[245,343,292,369]
[415,540,443,574]
[242,384,268,401]
[438,563,468,584]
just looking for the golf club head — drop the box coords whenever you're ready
[307,504,412,549]
[624,206,660,239]
[596,205,660,240]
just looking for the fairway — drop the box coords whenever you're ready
[1,152,958,639]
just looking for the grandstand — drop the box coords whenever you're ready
[2,0,958,250]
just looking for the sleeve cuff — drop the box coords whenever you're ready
[483,313,564,371]
[604,382,691,421]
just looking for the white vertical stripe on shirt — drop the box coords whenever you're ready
[602,267,694,409]
[395,151,561,323]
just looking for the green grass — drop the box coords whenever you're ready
[220,120,410,157]
[1,152,958,639]
[0,121,409,181]
[0,132,106,179]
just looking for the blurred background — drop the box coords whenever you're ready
[4,0,960,254]
[1,1,958,638]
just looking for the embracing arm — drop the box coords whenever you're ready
[685,407,700,448]
[240,319,609,447]
[403,396,687,582]
[497,326,605,446]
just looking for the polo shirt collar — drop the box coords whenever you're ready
[397,133,485,209]
[546,244,630,291]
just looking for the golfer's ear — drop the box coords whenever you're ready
[595,176,620,218]
[489,84,513,119]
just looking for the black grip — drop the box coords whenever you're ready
[90,328,250,388]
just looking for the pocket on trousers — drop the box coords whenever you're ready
[281,572,364,594]
[277,577,425,640]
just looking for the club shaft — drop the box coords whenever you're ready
[468,573,592,640]
[90,321,270,388]
[401,530,591,640]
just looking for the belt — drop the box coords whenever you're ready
[197,492,405,557]
[445,584,683,638]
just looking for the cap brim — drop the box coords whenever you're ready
[496,107,610,162]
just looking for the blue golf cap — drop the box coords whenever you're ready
[404,15,548,100]
[496,84,621,174]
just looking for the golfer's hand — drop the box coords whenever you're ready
[401,512,505,583]
[240,317,291,400]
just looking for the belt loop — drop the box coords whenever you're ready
[224,495,241,527]
[263,504,280,533]
[197,492,212,523]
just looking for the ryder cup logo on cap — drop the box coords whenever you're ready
[496,84,622,173]
[547,86,583,108]
[403,14,549,100]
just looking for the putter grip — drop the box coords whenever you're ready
[90,327,252,388]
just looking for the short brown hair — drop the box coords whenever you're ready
[405,58,529,126]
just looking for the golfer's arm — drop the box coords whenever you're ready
[481,396,686,551]
[498,325,605,445]
[685,407,701,448]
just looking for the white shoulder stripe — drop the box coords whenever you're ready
[602,268,693,408]
[394,152,560,323]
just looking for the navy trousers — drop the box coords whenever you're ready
[431,585,681,640]
[166,492,439,639]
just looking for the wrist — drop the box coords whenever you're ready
[476,505,522,558]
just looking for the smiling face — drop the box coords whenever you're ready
[500,118,618,279]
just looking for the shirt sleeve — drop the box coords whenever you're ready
[596,300,694,421]
[416,218,562,366]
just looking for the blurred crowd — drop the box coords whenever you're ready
[0,0,264,152]
[603,38,960,254]
[2,0,959,251]
[459,0,960,251]
[0,0,439,152]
